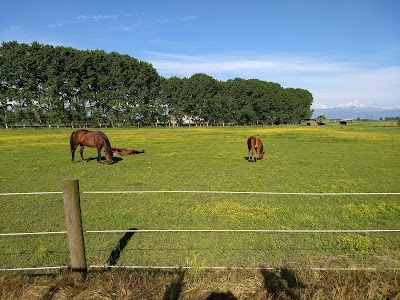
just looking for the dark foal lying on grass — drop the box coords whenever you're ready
[112,147,145,156]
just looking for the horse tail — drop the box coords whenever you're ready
[247,136,253,151]
[70,131,76,150]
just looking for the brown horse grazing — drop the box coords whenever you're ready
[112,147,145,156]
[70,129,113,164]
[247,136,264,162]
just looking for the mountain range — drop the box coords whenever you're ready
[311,106,400,120]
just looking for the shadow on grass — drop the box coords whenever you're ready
[261,268,306,300]
[244,156,260,162]
[206,291,237,300]
[111,156,123,164]
[106,228,137,266]
[79,156,123,164]
[163,271,184,300]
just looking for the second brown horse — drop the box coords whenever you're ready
[247,136,264,162]
[112,147,145,156]
[70,129,113,164]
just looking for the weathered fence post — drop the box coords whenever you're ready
[62,179,87,280]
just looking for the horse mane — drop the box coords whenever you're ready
[99,131,113,156]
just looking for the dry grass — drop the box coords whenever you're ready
[1,268,399,300]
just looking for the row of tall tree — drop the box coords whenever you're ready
[0,41,313,127]
[163,75,313,125]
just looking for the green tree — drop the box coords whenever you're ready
[161,76,185,123]
[0,41,314,127]
[316,115,328,125]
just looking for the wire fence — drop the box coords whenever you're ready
[2,229,400,237]
[1,190,400,196]
[1,189,399,272]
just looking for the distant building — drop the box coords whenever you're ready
[169,115,203,126]
[306,119,318,126]
[340,118,353,125]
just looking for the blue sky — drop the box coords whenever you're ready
[1,0,399,108]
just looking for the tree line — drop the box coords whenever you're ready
[0,41,313,127]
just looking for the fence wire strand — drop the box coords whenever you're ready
[2,229,399,237]
[1,190,400,196]
[1,189,399,272]
[1,265,400,272]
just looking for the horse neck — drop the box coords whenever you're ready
[100,132,112,153]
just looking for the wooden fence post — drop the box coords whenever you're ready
[62,179,87,280]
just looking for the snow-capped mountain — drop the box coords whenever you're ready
[311,101,400,120]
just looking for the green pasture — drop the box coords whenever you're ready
[0,122,399,270]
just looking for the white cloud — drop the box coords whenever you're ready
[77,14,118,21]
[48,23,63,28]
[3,26,21,31]
[156,16,198,23]
[302,66,400,107]
[121,25,141,32]
[143,52,400,108]
[146,52,353,76]
[179,16,198,21]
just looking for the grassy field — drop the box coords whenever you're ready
[0,122,399,271]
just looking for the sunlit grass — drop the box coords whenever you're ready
[0,123,399,269]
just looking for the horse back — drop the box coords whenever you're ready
[71,129,103,148]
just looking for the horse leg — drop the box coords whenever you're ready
[71,145,77,162]
[97,146,103,163]
[80,145,86,162]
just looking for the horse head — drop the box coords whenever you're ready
[105,148,114,165]
[259,150,265,160]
